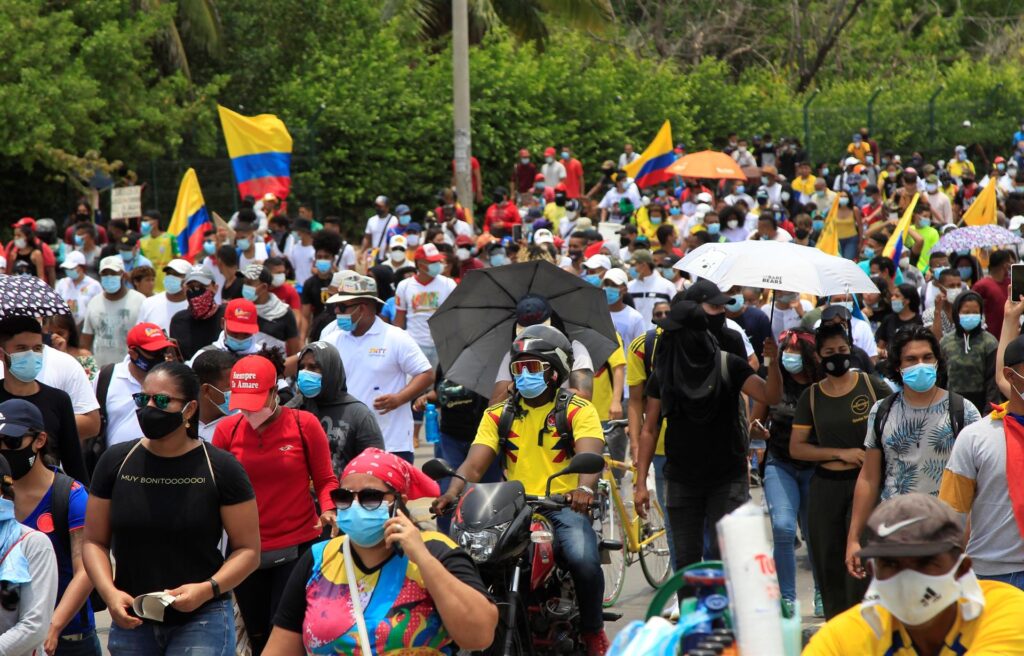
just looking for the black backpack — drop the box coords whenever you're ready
[83,364,116,478]
[51,473,107,614]
[872,391,966,477]
[496,389,577,454]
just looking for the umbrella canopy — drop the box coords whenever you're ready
[0,275,72,320]
[429,261,619,398]
[675,241,878,296]
[935,224,1022,252]
[665,150,747,181]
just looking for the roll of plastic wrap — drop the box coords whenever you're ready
[716,500,786,655]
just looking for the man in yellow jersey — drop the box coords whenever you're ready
[805,493,1024,655]
[139,209,177,292]
[432,325,609,655]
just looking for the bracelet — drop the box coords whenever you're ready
[577,485,595,496]
[208,577,221,598]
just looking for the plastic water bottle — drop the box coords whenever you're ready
[424,403,440,444]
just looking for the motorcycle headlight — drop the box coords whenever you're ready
[455,522,510,562]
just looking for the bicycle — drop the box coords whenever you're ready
[596,420,672,607]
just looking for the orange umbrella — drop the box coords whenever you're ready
[665,150,747,181]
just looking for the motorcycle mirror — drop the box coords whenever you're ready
[422,458,460,481]
[563,452,606,476]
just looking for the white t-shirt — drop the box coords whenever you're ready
[239,241,269,270]
[394,275,457,348]
[611,305,647,350]
[542,161,567,188]
[198,416,226,442]
[494,339,594,384]
[81,290,146,367]
[761,300,815,340]
[725,317,756,358]
[286,240,316,283]
[627,273,678,326]
[55,275,102,326]
[365,215,398,253]
[39,345,99,414]
[323,318,432,453]
[336,243,357,271]
[99,360,143,447]
[598,186,642,223]
[850,316,879,358]
[136,293,188,333]
[442,221,474,245]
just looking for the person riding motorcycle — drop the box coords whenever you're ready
[432,325,610,655]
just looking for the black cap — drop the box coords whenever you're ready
[0,399,44,438]
[1006,336,1024,368]
[683,279,731,306]
[657,300,707,331]
[516,293,552,326]
[118,233,140,249]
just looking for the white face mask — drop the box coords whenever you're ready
[456,248,471,262]
[1008,368,1024,401]
[865,555,966,627]
[271,273,286,287]
[390,249,406,263]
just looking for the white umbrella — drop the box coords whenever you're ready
[674,241,878,296]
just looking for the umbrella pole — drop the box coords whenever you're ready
[767,289,776,368]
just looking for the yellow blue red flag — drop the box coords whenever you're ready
[624,120,674,188]
[883,193,920,265]
[217,105,293,201]
[167,168,212,262]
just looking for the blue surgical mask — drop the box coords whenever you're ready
[336,314,355,332]
[813,219,825,232]
[650,216,662,226]
[164,276,183,295]
[225,334,254,353]
[920,218,932,228]
[204,241,216,255]
[315,259,332,274]
[336,503,390,547]
[657,189,667,197]
[958,266,973,280]
[236,238,251,251]
[862,247,875,259]
[297,370,323,398]
[514,371,549,399]
[891,299,905,313]
[959,313,981,331]
[101,275,122,294]
[735,185,745,195]
[7,350,42,383]
[659,267,675,279]
[210,387,236,417]
[140,222,153,236]
[781,352,804,374]
[73,235,85,247]
[669,207,681,216]
[119,250,133,262]
[66,268,81,281]
[584,274,601,287]
[399,214,411,226]
[561,151,570,160]
[242,286,258,302]
[901,362,938,393]
[426,261,443,278]
[726,294,744,312]
[605,287,621,305]
[707,223,721,235]
[628,266,638,279]
[490,254,508,267]
[839,197,849,207]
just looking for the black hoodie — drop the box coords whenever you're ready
[286,341,384,473]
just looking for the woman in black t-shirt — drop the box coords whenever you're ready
[83,363,259,656]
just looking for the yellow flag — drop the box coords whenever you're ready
[962,179,997,226]
[882,193,920,262]
[815,195,841,257]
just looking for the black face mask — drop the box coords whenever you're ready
[137,405,186,440]
[131,349,164,373]
[568,249,583,261]
[619,236,632,248]
[821,353,852,377]
[706,313,726,332]
[4,443,36,480]
[554,194,567,206]
[795,228,810,240]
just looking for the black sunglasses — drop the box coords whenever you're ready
[331,488,394,511]
[133,393,186,411]
[0,433,35,451]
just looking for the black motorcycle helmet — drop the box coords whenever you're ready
[510,324,573,386]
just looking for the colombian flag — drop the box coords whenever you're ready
[168,168,212,262]
[883,193,920,265]
[624,120,675,188]
[217,105,293,201]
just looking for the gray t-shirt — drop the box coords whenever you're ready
[864,390,981,500]
[81,290,146,367]
[0,528,58,656]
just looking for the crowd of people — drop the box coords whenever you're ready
[1,127,1024,655]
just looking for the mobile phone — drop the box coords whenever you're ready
[1012,263,1024,302]
[512,224,523,242]
[752,419,768,432]
[389,502,404,557]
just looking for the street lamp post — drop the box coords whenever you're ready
[452,0,474,224]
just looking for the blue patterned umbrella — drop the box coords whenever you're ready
[0,274,71,319]
[935,225,1022,252]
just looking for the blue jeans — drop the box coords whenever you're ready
[543,506,604,633]
[839,236,860,261]
[652,455,676,570]
[978,571,1024,590]
[437,432,502,534]
[56,630,102,656]
[763,456,816,602]
[108,598,234,655]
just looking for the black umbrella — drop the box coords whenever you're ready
[429,260,619,398]
[0,275,71,320]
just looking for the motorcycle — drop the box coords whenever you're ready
[424,452,619,656]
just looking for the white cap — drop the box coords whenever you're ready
[696,192,713,204]
[389,234,407,250]
[60,251,86,269]
[583,254,611,271]
[955,144,967,152]
[533,228,554,245]
[844,156,860,167]
[603,268,628,286]
[1010,216,1024,231]
[99,255,124,274]
[695,203,713,216]
[164,258,192,276]
[374,195,389,206]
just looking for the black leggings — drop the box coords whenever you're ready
[807,468,869,620]
[234,541,314,655]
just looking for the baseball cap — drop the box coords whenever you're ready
[415,243,445,262]
[238,263,271,284]
[262,192,278,203]
[762,165,778,176]
[99,255,125,274]
[326,275,383,305]
[684,279,731,306]
[185,265,214,286]
[856,493,963,559]
[533,229,554,246]
[1010,215,1024,232]
[0,399,44,439]
[544,147,556,157]
[584,242,605,259]
[395,204,411,216]
[389,235,408,250]
[583,254,611,271]
[224,299,259,334]
[374,195,389,206]
[516,294,552,326]
[61,251,86,270]
[13,217,36,230]
[164,259,191,277]
[696,192,714,204]
[1004,336,1024,367]
[118,234,139,249]
[518,148,530,158]
[228,355,277,412]
[955,145,966,153]
[925,174,939,184]
[629,249,654,265]
[603,269,629,286]
[127,323,175,352]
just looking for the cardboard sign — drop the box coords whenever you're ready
[110,186,142,220]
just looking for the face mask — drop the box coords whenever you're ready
[203,241,216,255]
[241,398,277,431]
[761,176,770,185]
[866,157,874,165]
[657,189,667,197]
[140,222,153,236]
[7,350,42,383]
[13,239,26,250]
[958,267,972,280]
[725,294,744,312]
[236,238,251,251]
[839,197,850,207]
[187,288,216,318]
[707,223,721,235]
[520,157,530,165]
[628,266,638,279]
[406,235,420,247]
[131,349,164,373]
[73,235,85,247]
[926,183,938,193]
[225,334,254,353]
[242,285,258,302]
[650,216,662,226]
[821,352,852,377]
[336,308,358,332]
[270,273,286,288]
[336,503,390,547]
[813,219,825,232]
[561,151,570,160]
[821,168,830,177]
[869,555,965,627]
[297,370,322,398]
[315,259,332,275]
[66,268,81,281]
[659,267,675,279]
[545,156,554,164]
[735,185,745,195]
[396,213,412,226]
[891,299,905,313]
[490,254,507,267]
[426,262,443,278]
[901,362,938,392]
[164,276,184,295]
[905,176,917,185]
[957,313,981,331]
[119,250,133,262]
[604,288,621,305]
[706,313,726,332]
[514,371,549,399]
[387,249,406,264]
[137,404,186,440]
[920,218,932,228]
[101,275,122,294]
[619,237,632,249]
[781,352,804,374]
[207,386,236,417]
[998,163,1006,171]
[795,228,810,240]
[3,442,36,480]
[670,207,682,216]
[583,274,601,287]
[726,219,739,230]
[376,208,388,217]
[456,248,471,262]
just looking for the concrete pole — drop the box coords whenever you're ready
[452,0,474,224]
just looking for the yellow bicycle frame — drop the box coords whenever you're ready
[602,456,666,552]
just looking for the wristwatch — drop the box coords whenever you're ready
[577,485,595,496]
[208,577,221,598]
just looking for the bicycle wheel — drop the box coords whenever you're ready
[639,498,673,589]
[601,509,627,607]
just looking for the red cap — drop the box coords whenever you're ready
[534,173,545,181]
[224,299,259,334]
[544,147,556,157]
[415,243,446,262]
[995,156,1006,163]
[228,355,276,412]
[127,323,174,351]
[584,241,605,259]
[14,217,35,230]
[519,148,530,158]
[555,183,567,192]
[455,235,474,247]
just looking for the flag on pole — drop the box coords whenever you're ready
[217,105,293,201]
[962,178,997,226]
[815,195,841,257]
[883,193,920,265]
[624,120,675,188]
[167,168,212,262]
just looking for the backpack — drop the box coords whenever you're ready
[51,472,107,615]
[497,389,577,455]
[872,391,965,479]
[83,363,116,478]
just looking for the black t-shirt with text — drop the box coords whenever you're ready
[793,373,892,451]
[90,439,254,624]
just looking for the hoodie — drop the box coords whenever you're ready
[286,341,384,473]
[941,291,999,411]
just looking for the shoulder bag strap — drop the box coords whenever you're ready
[115,441,145,480]
[199,441,217,487]
[810,383,819,439]
[342,536,374,655]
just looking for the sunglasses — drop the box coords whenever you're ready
[510,359,550,376]
[133,393,187,410]
[331,488,393,511]
[0,433,35,451]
